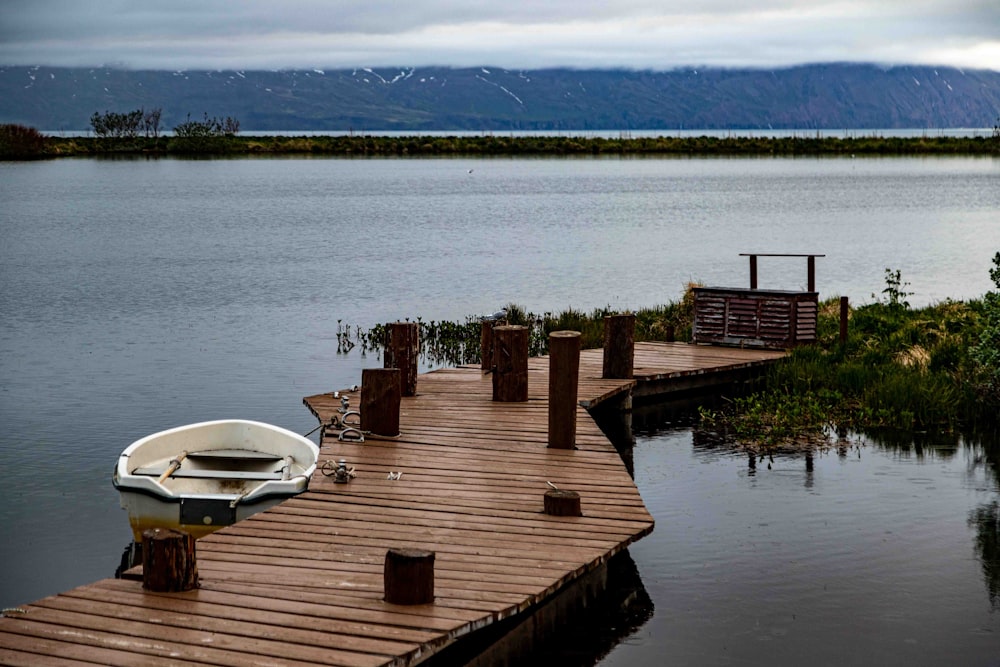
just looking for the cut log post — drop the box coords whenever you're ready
[384,321,419,397]
[839,296,849,344]
[492,325,529,402]
[141,528,198,592]
[548,330,581,450]
[480,319,507,371]
[602,314,635,379]
[361,368,401,436]
[384,548,435,605]
[544,489,582,516]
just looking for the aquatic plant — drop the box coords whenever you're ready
[703,262,997,449]
[354,287,697,369]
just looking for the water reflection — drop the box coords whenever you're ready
[528,551,654,665]
[594,405,1000,666]
[969,501,1000,610]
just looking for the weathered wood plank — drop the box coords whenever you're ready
[2,341,789,666]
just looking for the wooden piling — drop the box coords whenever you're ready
[548,330,581,449]
[384,321,419,396]
[602,314,635,379]
[543,489,582,516]
[480,319,506,371]
[839,296,849,344]
[492,325,529,402]
[141,528,198,592]
[384,548,435,605]
[361,368,401,436]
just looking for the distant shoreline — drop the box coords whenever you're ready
[27,134,1000,158]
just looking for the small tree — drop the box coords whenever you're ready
[170,113,241,153]
[90,109,143,139]
[143,107,162,138]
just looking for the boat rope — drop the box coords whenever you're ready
[229,489,251,509]
[320,459,356,483]
[304,414,339,438]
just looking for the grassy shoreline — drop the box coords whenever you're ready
[355,262,999,451]
[13,133,1000,158]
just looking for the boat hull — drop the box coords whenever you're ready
[113,419,319,542]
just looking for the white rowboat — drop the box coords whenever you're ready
[113,419,319,541]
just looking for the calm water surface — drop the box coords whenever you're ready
[596,424,999,666]
[1,156,998,661]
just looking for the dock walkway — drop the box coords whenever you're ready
[0,342,782,667]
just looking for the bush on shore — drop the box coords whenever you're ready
[0,124,46,159]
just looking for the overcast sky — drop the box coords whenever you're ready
[1,0,997,71]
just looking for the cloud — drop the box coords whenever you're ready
[0,0,997,71]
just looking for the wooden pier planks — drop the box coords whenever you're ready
[0,341,782,667]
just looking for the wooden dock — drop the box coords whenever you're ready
[0,342,783,667]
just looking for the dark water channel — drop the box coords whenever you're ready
[535,405,1000,666]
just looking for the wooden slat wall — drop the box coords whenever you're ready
[692,287,819,348]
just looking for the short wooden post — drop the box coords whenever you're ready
[749,254,758,289]
[361,368,401,436]
[384,548,434,604]
[839,296,849,344]
[544,489,582,516]
[384,321,419,396]
[602,314,635,379]
[492,325,529,402]
[548,331,580,450]
[807,255,817,292]
[141,528,198,592]
[480,319,506,371]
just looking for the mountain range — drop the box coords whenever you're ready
[2,63,998,132]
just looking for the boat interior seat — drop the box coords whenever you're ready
[131,467,285,481]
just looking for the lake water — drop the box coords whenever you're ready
[1,155,998,661]
[593,414,1000,666]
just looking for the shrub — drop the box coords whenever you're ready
[0,123,46,158]
[971,252,1000,403]
[169,113,241,153]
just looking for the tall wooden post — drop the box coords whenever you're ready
[839,296,849,344]
[749,254,758,289]
[807,255,817,292]
[492,325,529,402]
[480,319,506,371]
[548,331,580,450]
[602,314,635,379]
[384,548,435,605]
[361,368,401,436]
[384,321,419,396]
[141,528,198,592]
